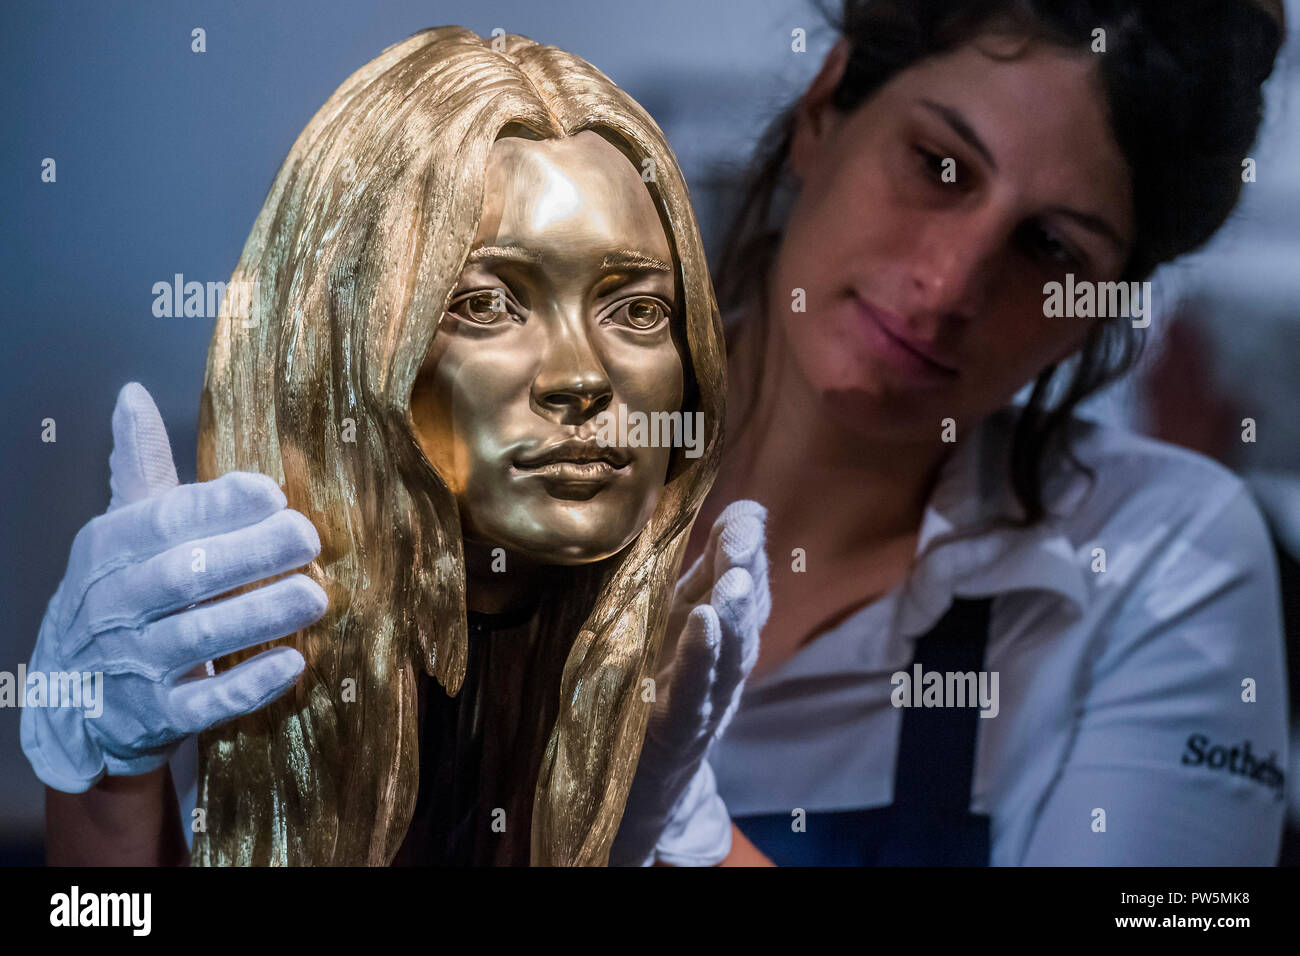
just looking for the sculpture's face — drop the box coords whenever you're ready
[411,129,684,566]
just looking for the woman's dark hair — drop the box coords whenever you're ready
[714,0,1285,522]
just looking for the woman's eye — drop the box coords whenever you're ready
[1018,223,1081,268]
[451,288,515,325]
[609,297,669,331]
[913,146,956,185]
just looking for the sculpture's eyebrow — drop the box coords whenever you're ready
[466,244,542,266]
[466,244,672,275]
[599,250,672,274]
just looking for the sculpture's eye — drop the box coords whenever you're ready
[450,288,518,325]
[607,296,669,332]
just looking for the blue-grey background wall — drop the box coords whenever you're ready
[4,0,1299,858]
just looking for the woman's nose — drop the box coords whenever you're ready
[905,213,1004,323]
[531,311,613,424]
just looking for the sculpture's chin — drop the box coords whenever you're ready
[486,528,640,567]
[461,482,661,568]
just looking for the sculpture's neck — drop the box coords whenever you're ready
[462,539,550,616]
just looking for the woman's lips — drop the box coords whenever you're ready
[850,293,960,381]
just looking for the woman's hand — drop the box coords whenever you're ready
[610,500,770,866]
[21,383,328,794]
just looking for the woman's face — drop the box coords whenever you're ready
[774,35,1135,441]
[411,129,684,566]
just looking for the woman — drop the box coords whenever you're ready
[24,27,763,867]
[664,0,1290,865]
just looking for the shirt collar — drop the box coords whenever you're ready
[893,408,1091,638]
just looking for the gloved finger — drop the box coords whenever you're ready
[79,509,321,640]
[713,501,767,579]
[719,509,771,633]
[667,543,714,640]
[168,645,306,735]
[69,471,289,585]
[712,567,758,650]
[707,566,759,735]
[668,500,767,633]
[671,510,729,610]
[650,604,720,752]
[107,382,180,511]
[85,574,329,681]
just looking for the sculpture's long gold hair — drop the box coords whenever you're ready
[192,26,724,866]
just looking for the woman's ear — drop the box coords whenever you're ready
[789,38,852,182]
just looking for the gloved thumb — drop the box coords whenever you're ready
[107,382,180,511]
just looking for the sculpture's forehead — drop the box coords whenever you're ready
[476,130,670,258]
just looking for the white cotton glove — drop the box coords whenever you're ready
[610,499,770,867]
[21,382,328,793]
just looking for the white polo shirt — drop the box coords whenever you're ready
[712,408,1289,865]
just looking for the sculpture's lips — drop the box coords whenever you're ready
[515,461,619,490]
[514,437,631,470]
[512,438,629,498]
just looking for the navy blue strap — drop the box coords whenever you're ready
[892,597,992,813]
[733,597,994,866]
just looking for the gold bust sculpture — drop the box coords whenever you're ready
[192,26,724,866]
